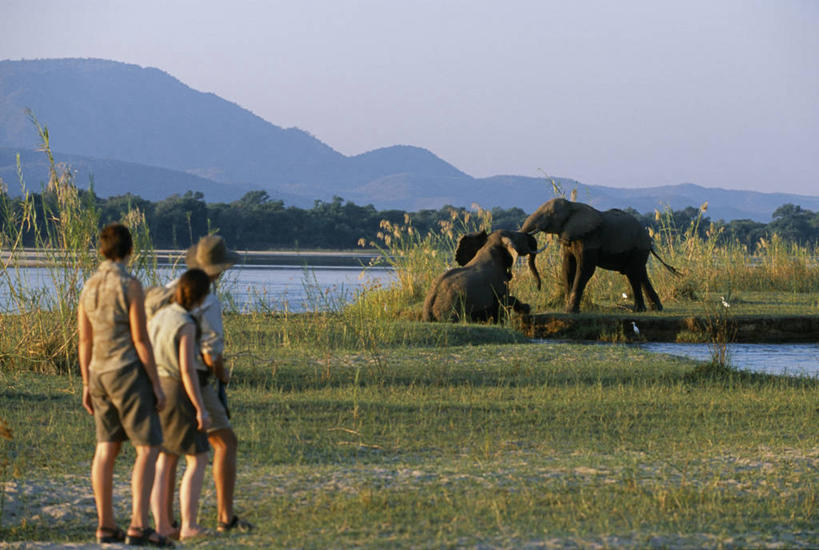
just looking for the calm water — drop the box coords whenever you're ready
[636,342,819,378]
[0,264,395,313]
[219,264,394,310]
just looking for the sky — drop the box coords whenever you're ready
[2,0,818,194]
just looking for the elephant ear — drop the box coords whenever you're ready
[561,202,604,242]
[455,231,488,266]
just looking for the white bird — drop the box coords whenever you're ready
[720,296,730,308]
[631,321,640,335]
[622,293,628,299]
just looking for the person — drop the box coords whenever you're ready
[78,223,172,547]
[149,269,213,541]
[177,235,253,532]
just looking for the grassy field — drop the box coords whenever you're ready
[2,318,817,548]
[2,147,818,546]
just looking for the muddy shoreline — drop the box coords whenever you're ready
[517,313,819,343]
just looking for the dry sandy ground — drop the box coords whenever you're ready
[3,463,818,549]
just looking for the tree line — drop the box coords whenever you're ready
[3,189,819,251]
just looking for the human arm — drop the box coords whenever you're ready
[197,294,228,383]
[127,279,166,412]
[201,351,229,384]
[77,303,94,415]
[178,324,210,431]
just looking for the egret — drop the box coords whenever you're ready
[720,296,730,308]
[631,321,640,336]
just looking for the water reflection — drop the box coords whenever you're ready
[637,342,819,378]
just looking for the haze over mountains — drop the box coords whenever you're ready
[1,58,817,221]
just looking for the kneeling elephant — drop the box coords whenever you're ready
[423,230,540,322]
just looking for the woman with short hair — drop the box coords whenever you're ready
[78,223,170,546]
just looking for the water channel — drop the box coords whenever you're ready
[636,342,819,378]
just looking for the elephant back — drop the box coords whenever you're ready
[599,209,651,254]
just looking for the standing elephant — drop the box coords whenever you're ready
[521,198,677,313]
[423,230,541,322]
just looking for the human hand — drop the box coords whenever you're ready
[218,368,230,385]
[196,409,211,431]
[153,384,167,412]
[82,385,94,415]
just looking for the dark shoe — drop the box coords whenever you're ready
[217,515,254,533]
[125,526,175,547]
[96,526,126,544]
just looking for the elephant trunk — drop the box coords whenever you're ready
[528,252,541,290]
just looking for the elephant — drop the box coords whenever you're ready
[520,198,678,313]
[423,230,541,322]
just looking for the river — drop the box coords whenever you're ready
[0,262,394,313]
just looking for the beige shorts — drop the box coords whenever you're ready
[201,381,231,433]
[89,362,163,447]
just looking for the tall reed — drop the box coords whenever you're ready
[0,114,156,373]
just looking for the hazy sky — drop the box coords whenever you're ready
[2,0,818,194]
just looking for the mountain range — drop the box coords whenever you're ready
[2,58,817,221]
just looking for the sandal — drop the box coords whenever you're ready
[125,526,175,547]
[217,515,254,533]
[96,526,126,544]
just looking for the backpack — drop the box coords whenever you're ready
[144,282,177,321]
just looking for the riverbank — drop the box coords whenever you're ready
[518,312,819,343]
[1,248,383,267]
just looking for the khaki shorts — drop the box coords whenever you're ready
[201,380,231,434]
[89,362,163,447]
[157,377,210,456]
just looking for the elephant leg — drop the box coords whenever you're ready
[568,259,595,313]
[640,266,663,311]
[561,252,576,307]
[626,271,647,312]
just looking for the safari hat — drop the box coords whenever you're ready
[186,235,240,276]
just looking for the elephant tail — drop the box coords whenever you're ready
[650,248,680,276]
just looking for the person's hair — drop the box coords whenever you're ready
[175,268,211,311]
[99,223,133,260]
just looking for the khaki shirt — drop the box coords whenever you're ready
[79,260,140,374]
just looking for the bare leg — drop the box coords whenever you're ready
[151,452,179,537]
[92,441,122,536]
[209,428,238,524]
[129,445,159,532]
[179,452,209,538]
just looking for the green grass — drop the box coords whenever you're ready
[2,319,817,548]
[2,143,818,546]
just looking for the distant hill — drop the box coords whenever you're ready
[2,58,818,221]
[0,148,260,202]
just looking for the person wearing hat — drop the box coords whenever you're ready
[169,235,253,533]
